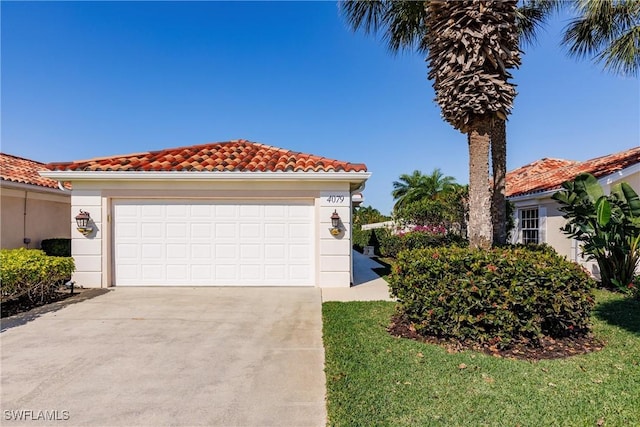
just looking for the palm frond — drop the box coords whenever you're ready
[517,0,561,47]
[339,0,389,36]
[563,0,640,76]
[339,1,429,54]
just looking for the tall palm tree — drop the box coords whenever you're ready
[341,1,535,248]
[563,0,640,76]
[392,168,456,210]
[426,0,520,249]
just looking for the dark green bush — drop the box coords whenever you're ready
[41,238,71,257]
[389,246,596,348]
[0,248,75,303]
[352,227,371,253]
[379,229,467,258]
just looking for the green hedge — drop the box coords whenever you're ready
[389,246,596,348]
[0,248,75,303]
[379,229,467,258]
[41,238,71,257]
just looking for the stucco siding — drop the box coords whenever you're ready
[541,201,572,260]
[0,187,70,249]
[68,179,357,288]
[71,190,103,287]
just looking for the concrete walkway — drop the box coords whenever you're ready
[1,287,326,427]
[321,251,395,302]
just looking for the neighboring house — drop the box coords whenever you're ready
[0,153,71,249]
[506,146,640,275]
[40,140,370,288]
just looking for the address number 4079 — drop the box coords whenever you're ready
[326,195,345,204]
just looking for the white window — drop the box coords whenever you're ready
[521,208,539,244]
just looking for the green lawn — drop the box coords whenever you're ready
[323,290,640,427]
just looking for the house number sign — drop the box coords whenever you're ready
[326,195,345,204]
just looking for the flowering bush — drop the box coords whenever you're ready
[398,224,448,236]
[389,246,596,348]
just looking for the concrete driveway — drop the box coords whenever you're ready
[1,287,326,427]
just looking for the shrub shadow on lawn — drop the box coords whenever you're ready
[593,296,640,336]
[1,288,110,333]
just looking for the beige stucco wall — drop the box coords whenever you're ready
[510,165,640,275]
[68,179,360,288]
[0,186,70,249]
[541,202,573,260]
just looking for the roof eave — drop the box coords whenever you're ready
[1,179,69,195]
[506,188,558,202]
[507,162,640,201]
[39,170,371,184]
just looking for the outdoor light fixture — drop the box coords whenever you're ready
[330,210,341,236]
[75,210,93,236]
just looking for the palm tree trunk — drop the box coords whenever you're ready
[468,118,493,250]
[491,119,507,245]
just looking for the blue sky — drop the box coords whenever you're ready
[2,1,638,215]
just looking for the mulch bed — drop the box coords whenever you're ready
[1,288,83,318]
[388,313,605,361]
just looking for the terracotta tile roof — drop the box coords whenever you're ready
[1,153,64,190]
[506,146,640,197]
[46,140,368,173]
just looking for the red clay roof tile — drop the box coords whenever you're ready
[506,146,640,197]
[1,153,65,190]
[46,139,368,173]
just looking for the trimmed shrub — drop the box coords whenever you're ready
[0,248,75,303]
[389,246,596,348]
[41,238,72,257]
[352,227,371,253]
[379,229,467,258]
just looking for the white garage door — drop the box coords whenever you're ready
[113,200,314,286]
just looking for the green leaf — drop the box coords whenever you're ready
[620,182,640,217]
[595,197,611,226]
[574,173,604,203]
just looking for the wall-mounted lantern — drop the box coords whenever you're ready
[75,210,93,236]
[330,210,341,236]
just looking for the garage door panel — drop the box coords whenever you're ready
[167,244,188,259]
[188,223,209,238]
[141,244,162,259]
[290,245,310,259]
[240,223,261,238]
[114,200,313,286]
[115,223,138,239]
[215,205,236,217]
[167,263,186,275]
[240,244,261,259]
[166,204,188,217]
[191,265,212,280]
[240,205,260,217]
[116,244,138,260]
[290,223,310,239]
[264,223,285,238]
[142,223,163,238]
[141,204,163,217]
[167,223,187,238]
[142,265,163,281]
[190,245,211,259]
[241,265,261,280]
[215,223,236,238]
[290,265,310,280]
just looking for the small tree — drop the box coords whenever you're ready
[552,173,640,293]
[394,185,468,236]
